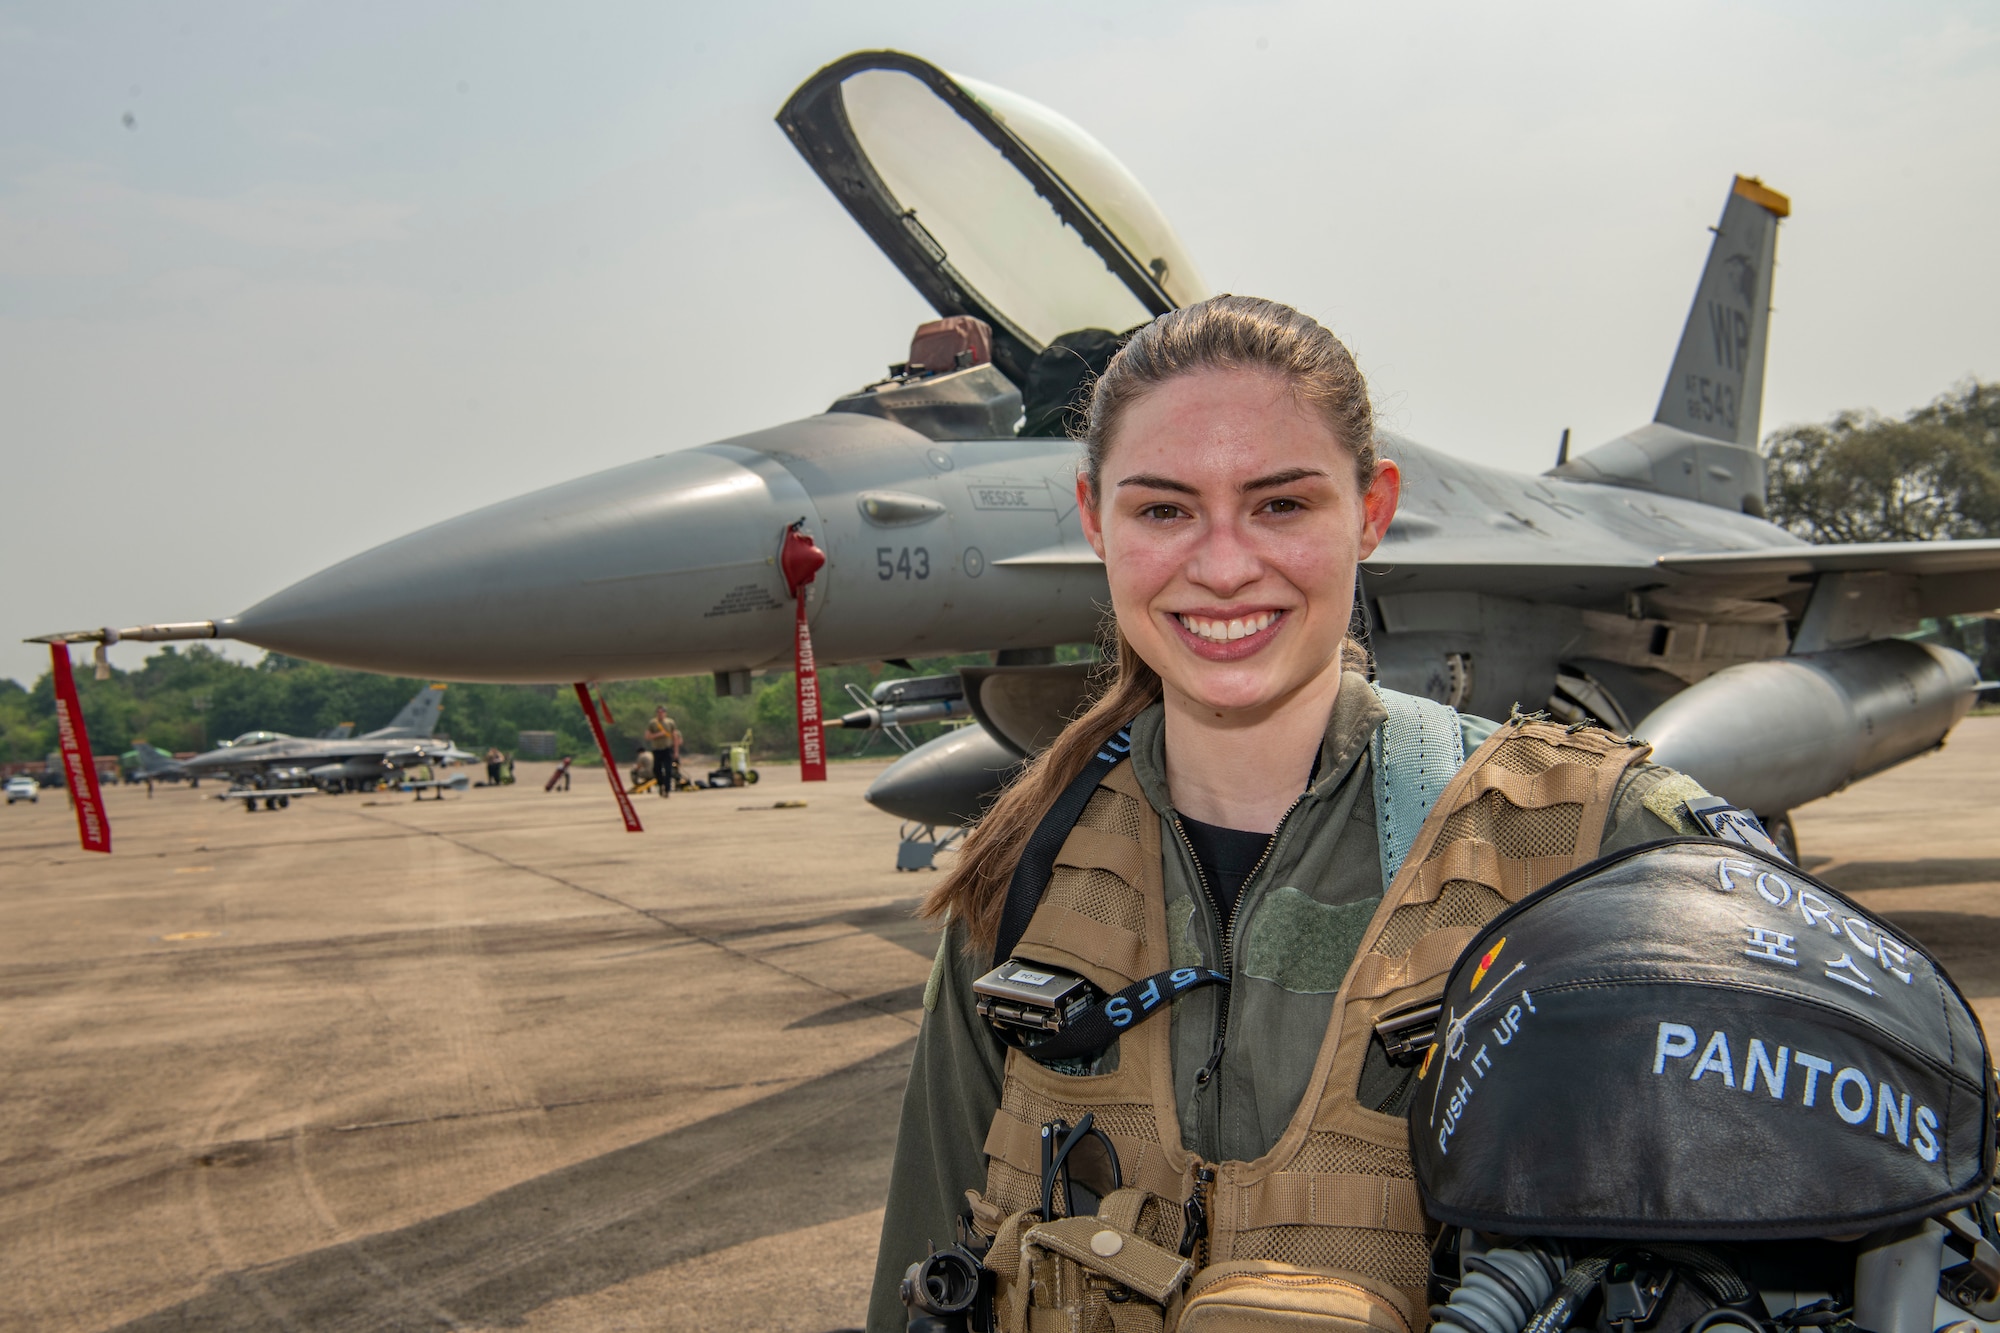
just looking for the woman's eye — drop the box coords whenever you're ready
[1263,497,1303,515]
[1140,503,1184,521]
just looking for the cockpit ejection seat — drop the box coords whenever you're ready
[830,313,1021,439]
[906,315,993,376]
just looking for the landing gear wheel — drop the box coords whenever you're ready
[1766,811,1798,863]
[745,770,759,785]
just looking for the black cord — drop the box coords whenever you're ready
[1349,570,1377,681]
[1637,1244,1753,1309]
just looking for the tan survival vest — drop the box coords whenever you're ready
[966,716,1648,1333]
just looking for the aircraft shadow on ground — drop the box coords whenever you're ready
[1817,859,2000,892]
[787,984,929,1029]
[712,898,936,960]
[112,1039,916,1332]
[1875,910,2000,997]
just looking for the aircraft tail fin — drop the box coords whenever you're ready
[1553,176,1788,515]
[1655,175,1788,447]
[368,684,446,738]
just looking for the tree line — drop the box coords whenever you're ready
[1762,380,1998,542]
[0,646,1022,767]
[1761,379,1999,693]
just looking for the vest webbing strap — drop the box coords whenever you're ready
[1370,685,1465,891]
[998,964,1229,1064]
[992,723,1136,969]
[1232,1170,1433,1234]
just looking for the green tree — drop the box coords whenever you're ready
[1762,380,2000,543]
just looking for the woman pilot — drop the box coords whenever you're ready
[868,295,1705,1333]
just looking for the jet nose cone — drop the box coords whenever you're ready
[865,725,1024,828]
[229,446,812,682]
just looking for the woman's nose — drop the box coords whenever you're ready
[1185,516,1263,595]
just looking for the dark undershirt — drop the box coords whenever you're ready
[1177,751,1319,931]
[1177,814,1274,929]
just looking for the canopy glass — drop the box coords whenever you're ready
[778,51,1209,383]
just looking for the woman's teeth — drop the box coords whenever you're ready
[1176,611,1280,642]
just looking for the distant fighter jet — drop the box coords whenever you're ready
[35,50,2000,856]
[181,683,470,791]
[122,742,190,784]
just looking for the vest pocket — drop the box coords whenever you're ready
[1012,1209,1194,1333]
[1178,1261,1413,1333]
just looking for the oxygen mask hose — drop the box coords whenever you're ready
[1431,1246,1563,1333]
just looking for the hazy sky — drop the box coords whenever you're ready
[4,0,1997,686]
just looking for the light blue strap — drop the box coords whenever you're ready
[1371,685,1468,890]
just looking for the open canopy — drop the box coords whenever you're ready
[778,50,1208,385]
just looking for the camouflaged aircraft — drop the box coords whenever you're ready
[179,683,471,794]
[34,50,2000,858]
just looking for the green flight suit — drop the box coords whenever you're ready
[866,678,1694,1332]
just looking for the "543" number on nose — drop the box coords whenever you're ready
[876,547,931,580]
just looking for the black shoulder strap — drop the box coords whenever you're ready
[986,721,1229,1063]
[991,724,1134,969]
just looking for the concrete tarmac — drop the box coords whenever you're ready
[1,721,1997,1332]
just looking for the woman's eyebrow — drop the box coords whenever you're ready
[1115,466,1329,495]
[1240,466,1328,492]
[1115,473,1197,494]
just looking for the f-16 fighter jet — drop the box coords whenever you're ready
[122,742,191,784]
[180,683,470,792]
[34,51,2000,852]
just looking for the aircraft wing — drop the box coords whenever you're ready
[1659,538,2000,624]
[1658,538,2000,578]
[992,546,1102,567]
[1360,542,1664,603]
[379,745,440,766]
[1356,526,2000,608]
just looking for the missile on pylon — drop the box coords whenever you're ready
[832,673,973,731]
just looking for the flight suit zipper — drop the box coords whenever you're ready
[1173,790,1307,1095]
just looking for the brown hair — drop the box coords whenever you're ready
[922,295,1376,953]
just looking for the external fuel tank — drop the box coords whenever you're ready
[1637,640,1979,816]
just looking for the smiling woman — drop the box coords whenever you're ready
[867,295,1700,1333]
[931,295,1398,939]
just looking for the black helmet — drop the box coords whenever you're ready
[1412,838,1995,1240]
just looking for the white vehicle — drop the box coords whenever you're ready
[4,776,40,804]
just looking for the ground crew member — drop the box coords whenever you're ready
[484,747,505,786]
[643,708,681,798]
[867,296,1714,1333]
